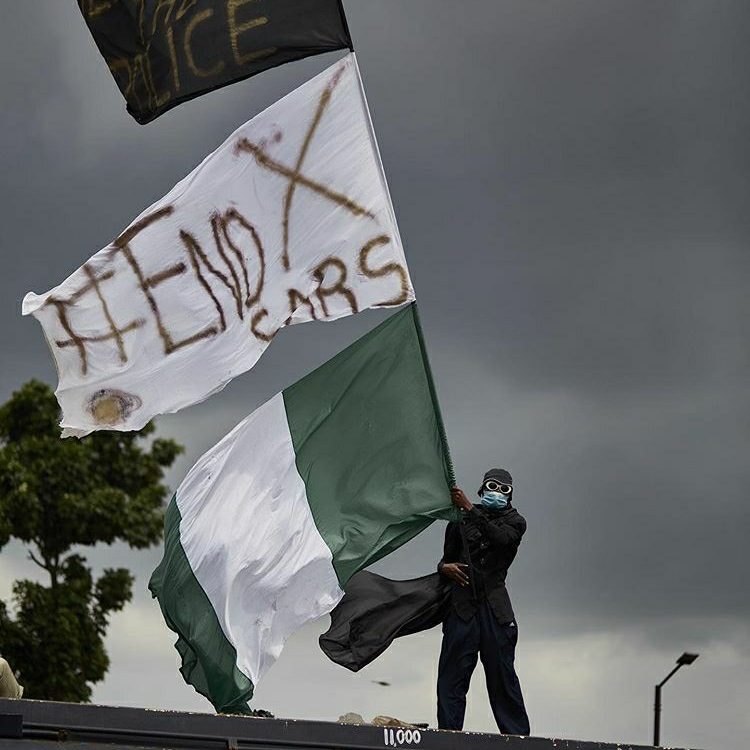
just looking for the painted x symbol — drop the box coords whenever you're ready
[234,64,376,271]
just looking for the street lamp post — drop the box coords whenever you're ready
[653,652,699,747]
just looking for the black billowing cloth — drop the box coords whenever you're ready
[78,0,352,124]
[439,505,526,623]
[320,506,527,671]
[319,571,451,671]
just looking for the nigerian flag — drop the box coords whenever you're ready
[149,304,457,713]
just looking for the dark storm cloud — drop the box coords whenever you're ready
[1,2,749,747]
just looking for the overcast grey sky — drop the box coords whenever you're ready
[1,2,749,749]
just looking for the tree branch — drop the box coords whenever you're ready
[28,549,48,571]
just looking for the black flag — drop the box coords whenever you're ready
[77,0,352,124]
[319,571,451,672]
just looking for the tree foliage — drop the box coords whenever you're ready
[0,380,183,702]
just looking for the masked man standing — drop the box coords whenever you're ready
[437,468,529,735]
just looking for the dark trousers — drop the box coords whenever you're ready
[437,601,530,735]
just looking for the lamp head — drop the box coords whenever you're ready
[676,652,699,666]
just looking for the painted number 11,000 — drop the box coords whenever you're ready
[383,728,422,746]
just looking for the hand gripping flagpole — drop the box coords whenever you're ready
[411,302,457,488]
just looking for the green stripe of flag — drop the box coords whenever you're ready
[283,303,458,585]
[149,498,255,714]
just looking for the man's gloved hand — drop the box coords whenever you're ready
[450,487,473,512]
[441,562,470,587]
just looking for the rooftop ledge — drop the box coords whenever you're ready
[0,698,698,750]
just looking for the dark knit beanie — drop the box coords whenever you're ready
[477,468,513,496]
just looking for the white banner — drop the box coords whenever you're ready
[23,54,413,437]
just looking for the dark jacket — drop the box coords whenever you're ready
[438,504,526,623]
